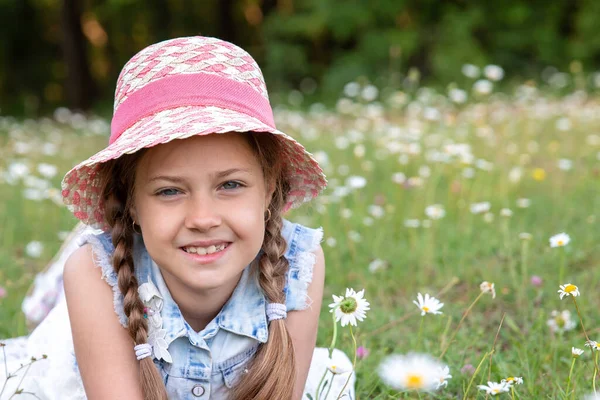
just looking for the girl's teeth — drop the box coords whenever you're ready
[185,244,226,255]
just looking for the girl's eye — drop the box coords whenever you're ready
[157,188,180,197]
[221,181,243,190]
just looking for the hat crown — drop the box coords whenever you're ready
[114,36,269,113]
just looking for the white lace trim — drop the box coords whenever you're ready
[139,280,172,363]
[77,233,128,327]
[292,226,323,310]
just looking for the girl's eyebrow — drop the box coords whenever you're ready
[147,168,253,183]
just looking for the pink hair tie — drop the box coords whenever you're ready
[266,303,287,321]
[134,343,152,360]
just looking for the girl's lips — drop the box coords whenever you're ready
[180,243,231,265]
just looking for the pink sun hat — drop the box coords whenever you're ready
[61,36,327,229]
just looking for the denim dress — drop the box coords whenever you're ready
[0,219,355,399]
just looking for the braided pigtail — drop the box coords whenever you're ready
[99,154,168,400]
[230,133,296,399]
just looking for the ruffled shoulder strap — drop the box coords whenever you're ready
[281,219,324,312]
[77,231,128,327]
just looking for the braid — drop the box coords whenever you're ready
[230,190,297,399]
[100,155,167,400]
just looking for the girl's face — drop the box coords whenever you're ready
[132,133,273,296]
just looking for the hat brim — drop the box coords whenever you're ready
[61,105,327,229]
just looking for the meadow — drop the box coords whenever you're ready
[1,72,599,398]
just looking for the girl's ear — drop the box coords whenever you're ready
[264,180,276,209]
[130,206,138,223]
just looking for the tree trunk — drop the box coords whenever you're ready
[61,0,96,110]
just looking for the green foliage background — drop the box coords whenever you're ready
[2,0,600,113]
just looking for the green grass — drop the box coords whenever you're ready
[1,91,600,399]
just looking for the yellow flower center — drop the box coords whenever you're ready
[330,365,337,372]
[506,377,514,382]
[557,240,564,246]
[422,306,430,312]
[533,168,546,181]
[564,284,577,293]
[493,389,500,394]
[406,374,424,389]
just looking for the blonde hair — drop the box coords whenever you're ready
[96,132,295,400]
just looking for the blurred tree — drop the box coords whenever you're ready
[1,0,600,114]
[61,0,96,110]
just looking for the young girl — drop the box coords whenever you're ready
[0,36,354,399]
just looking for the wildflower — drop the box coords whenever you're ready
[473,79,493,95]
[470,202,491,214]
[325,237,337,248]
[25,241,44,258]
[585,340,600,351]
[378,353,447,392]
[558,158,573,171]
[436,365,452,389]
[530,275,543,287]
[484,65,505,81]
[392,172,406,184]
[480,281,496,298]
[368,204,385,219]
[572,347,584,357]
[519,232,533,241]
[346,175,367,189]
[361,85,379,102]
[413,293,444,316]
[532,168,546,181]
[460,364,475,375]
[449,88,467,104]
[37,163,58,179]
[477,381,510,395]
[546,310,576,333]
[404,219,420,228]
[0,286,6,299]
[356,346,369,359]
[483,212,494,223]
[550,232,570,248]
[502,376,524,386]
[583,393,600,400]
[340,208,353,219]
[558,283,580,299]
[347,231,361,242]
[368,259,388,273]
[425,204,445,220]
[327,359,352,375]
[500,208,513,217]
[516,198,531,208]
[343,82,360,98]
[462,64,480,79]
[329,288,370,327]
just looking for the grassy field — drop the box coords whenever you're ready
[1,82,600,398]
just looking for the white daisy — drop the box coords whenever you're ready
[546,310,576,333]
[480,281,496,299]
[572,347,584,357]
[329,288,370,327]
[378,353,446,392]
[558,283,580,299]
[550,232,570,248]
[436,365,452,389]
[585,340,600,351]
[425,204,446,220]
[502,376,524,386]
[478,381,510,395]
[413,293,444,316]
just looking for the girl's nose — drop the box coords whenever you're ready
[184,194,222,231]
